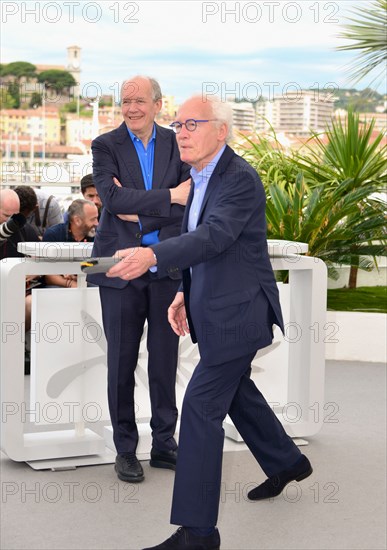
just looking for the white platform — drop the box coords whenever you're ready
[1,241,326,467]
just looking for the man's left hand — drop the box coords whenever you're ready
[106,247,156,280]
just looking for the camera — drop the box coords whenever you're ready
[0,213,26,242]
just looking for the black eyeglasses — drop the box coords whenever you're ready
[169,119,218,134]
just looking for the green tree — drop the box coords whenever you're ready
[2,61,37,80]
[61,101,78,113]
[1,62,37,108]
[1,86,19,108]
[4,81,20,108]
[37,69,76,95]
[29,92,42,108]
[337,0,387,86]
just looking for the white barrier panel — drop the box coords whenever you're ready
[0,241,327,466]
[325,311,387,363]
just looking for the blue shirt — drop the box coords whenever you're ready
[188,145,226,232]
[127,125,159,246]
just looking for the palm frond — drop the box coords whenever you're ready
[336,0,387,85]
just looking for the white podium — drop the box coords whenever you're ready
[0,241,327,468]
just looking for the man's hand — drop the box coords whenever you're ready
[106,247,156,280]
[113,177,140,222]
[45,274,77,288]
[170,179,191,206]
[168,292,190,337]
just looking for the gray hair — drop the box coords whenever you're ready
[207,96,234,142]
[185,94,234,142]
[68,199,94,221]
[120,76,162,102]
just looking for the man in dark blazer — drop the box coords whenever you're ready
[106,95,313,550]
[88,76,191,483]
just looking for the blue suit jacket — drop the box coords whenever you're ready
[88,122,190,288]
[152,145,284,366]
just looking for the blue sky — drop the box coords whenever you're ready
[2,1,385,103]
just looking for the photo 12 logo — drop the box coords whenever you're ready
[1,2,140,24]
[202,2,340,24]
[202,81,340,103]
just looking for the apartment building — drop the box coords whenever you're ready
[1,107,61,144]
[253,91,334,137]
[270,90,334,136]
[230,101,256,133]
[65,113,119,146]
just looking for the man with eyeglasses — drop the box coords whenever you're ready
[106,95,312,550]
[88,75,191,484]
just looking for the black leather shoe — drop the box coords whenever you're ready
[142,526,220,549]
[24,352,31,375]
[115,453,144,482]
[149,448,177,471]
[248,454,313,501]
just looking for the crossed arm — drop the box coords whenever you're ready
[114,177,191,223]
[92,138,191,229]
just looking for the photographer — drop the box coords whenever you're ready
[0,189,41,374]
[0,188,40,260]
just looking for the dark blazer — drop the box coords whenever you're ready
[152,145,284,366]
[88,122,190,288]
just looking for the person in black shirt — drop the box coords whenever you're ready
[0,188,40,261]
[80,174,102,219]
[1,189,41,374]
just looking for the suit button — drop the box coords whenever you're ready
[135,232,142,239]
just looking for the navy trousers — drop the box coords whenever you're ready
[99,275,180,454]
[170,351,302,528]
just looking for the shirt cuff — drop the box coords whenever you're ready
[149,251,157,273]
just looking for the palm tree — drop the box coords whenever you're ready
[337,0,387,87]
[238,111,387,287]
[238,127,299,190]
[265,171,386,282]
[295,110,387,287]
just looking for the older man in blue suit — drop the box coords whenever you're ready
[88,76,191,483]
[107,95,312,550]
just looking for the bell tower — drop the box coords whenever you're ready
[67,45,81,99]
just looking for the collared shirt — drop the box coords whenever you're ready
[188,145,226,232]
[43,222,94,243]
[127,125,159,246]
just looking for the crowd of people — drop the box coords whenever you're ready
[0,173,102,260]
[0,176,101,372]
[0,76,313,550]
